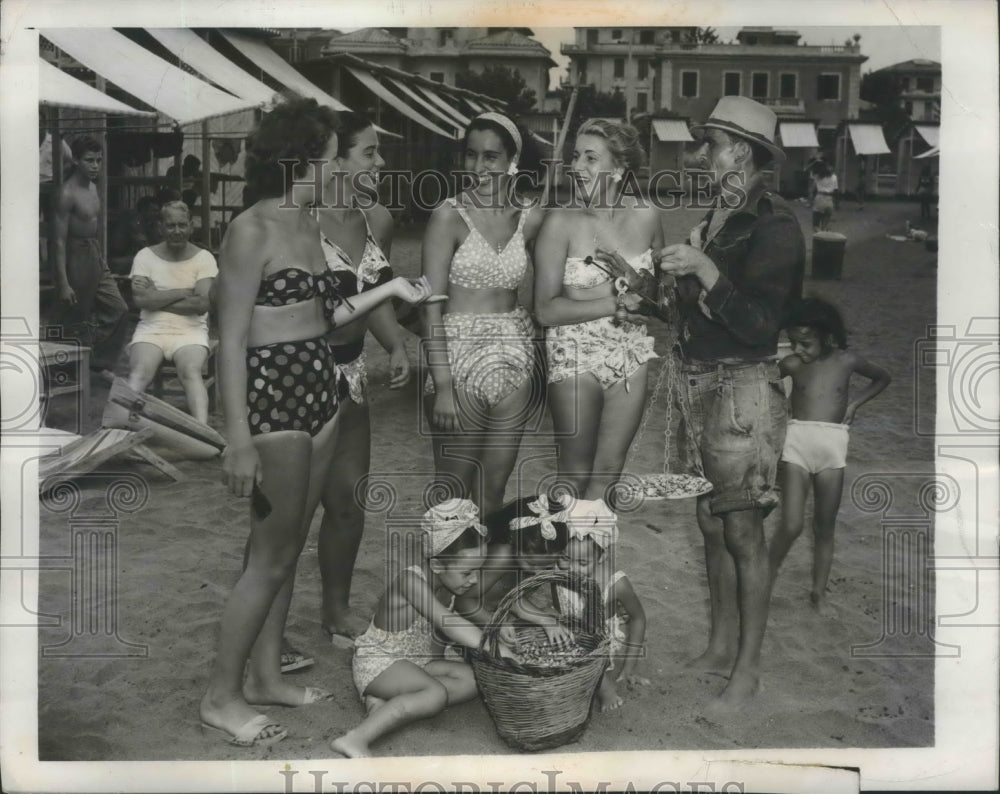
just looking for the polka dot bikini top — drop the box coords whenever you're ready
[448,198,528,290]
[255,267,344,326]
[563,249,654,289]
[317,210,394,295]
[256,267,333,306]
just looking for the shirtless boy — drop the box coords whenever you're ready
[52,136,129,378]
[768,298,891,614]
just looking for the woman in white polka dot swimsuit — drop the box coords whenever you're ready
[421,113,546,520]
[534,118,664,504]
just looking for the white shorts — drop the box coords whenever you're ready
[128,329,209,362]
[781,419,849,474]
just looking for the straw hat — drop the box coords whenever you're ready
[690,96,786,164]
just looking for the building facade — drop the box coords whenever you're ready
[872,58,941,122]
[566,28,865,134]
[563,27,865,125]
[562,27,868,194]
[305,27,555,110]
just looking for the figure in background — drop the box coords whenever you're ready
[126,201,217,423]
[810,160,838,232]
[109,195,162,274]
[916,166,936,221]
[768,298,891,615]
[855,156,867,210]
[51,135,129,379]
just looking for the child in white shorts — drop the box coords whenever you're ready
[768,298,891,614]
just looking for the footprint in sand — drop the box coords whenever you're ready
[857,704,906,723]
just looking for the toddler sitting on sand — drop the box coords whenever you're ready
[554,498,649,711]
[768,298,891,614]
[331,499,488,758]
[486,496,650,711]
[451,495,570,627]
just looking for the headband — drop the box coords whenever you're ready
[508,497,570,541]
[564,498,618,551]
[421,498,487,558]
[475,112,522,161]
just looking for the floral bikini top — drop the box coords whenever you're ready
[317,210,394,295]
[562,249,654,289]
[448,198,528,290]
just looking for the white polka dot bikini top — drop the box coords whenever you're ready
[563,249,654,289]
[448,198,528,291]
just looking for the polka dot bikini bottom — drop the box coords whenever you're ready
[246,336,341,436]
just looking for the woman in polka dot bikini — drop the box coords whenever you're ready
[421,113,546,520]
[201,100,431,748]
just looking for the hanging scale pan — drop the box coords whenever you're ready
[623,472,714,501]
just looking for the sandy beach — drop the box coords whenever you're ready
[36,197,938,761]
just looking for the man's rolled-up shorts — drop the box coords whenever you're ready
[676,359,787,516]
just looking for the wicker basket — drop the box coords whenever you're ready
[470,570,610,752]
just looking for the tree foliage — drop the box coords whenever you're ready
[554,85,628,159]
[455,65,537,115]
[860,70,903,108]
[684,27,719,44]
[559,84,626,121]
[860,70,911,137]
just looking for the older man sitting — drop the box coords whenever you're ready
[126,200,217,423]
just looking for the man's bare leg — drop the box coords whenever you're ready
[711,506,772,708]
[688,495,738,673]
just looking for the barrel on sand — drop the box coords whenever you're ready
[812,231,847,280]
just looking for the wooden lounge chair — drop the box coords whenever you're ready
[103,377,225,459]
[37,426,191,495]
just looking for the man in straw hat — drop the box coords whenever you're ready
[655,96,806,708]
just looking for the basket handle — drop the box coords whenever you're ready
[479,569,605,657]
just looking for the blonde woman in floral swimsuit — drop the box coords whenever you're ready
[535,118,663,504]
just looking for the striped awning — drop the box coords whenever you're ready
[652,119,693,142]
[146,29,278,107]
[220,30,350,111]
[346,67,455,139]
[220,31,399,138]
[385,77,462,134]
[39,58,154,116]
[413,84,471,128]
[914,125,940,147]
[778,121,819,148]
[847,123,890,155]
[41,28,261,124]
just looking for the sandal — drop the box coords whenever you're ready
[201,714,287,747]
[280,648,314,674]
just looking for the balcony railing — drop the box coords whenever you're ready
[560,41,862,56]
[759,97,806,114]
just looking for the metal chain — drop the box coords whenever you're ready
[662,343,675,475]
[624,280,681,474]
[625,352,668,470]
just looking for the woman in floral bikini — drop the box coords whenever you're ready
[534,118,663,504]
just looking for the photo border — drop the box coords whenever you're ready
[2,1,997,791]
